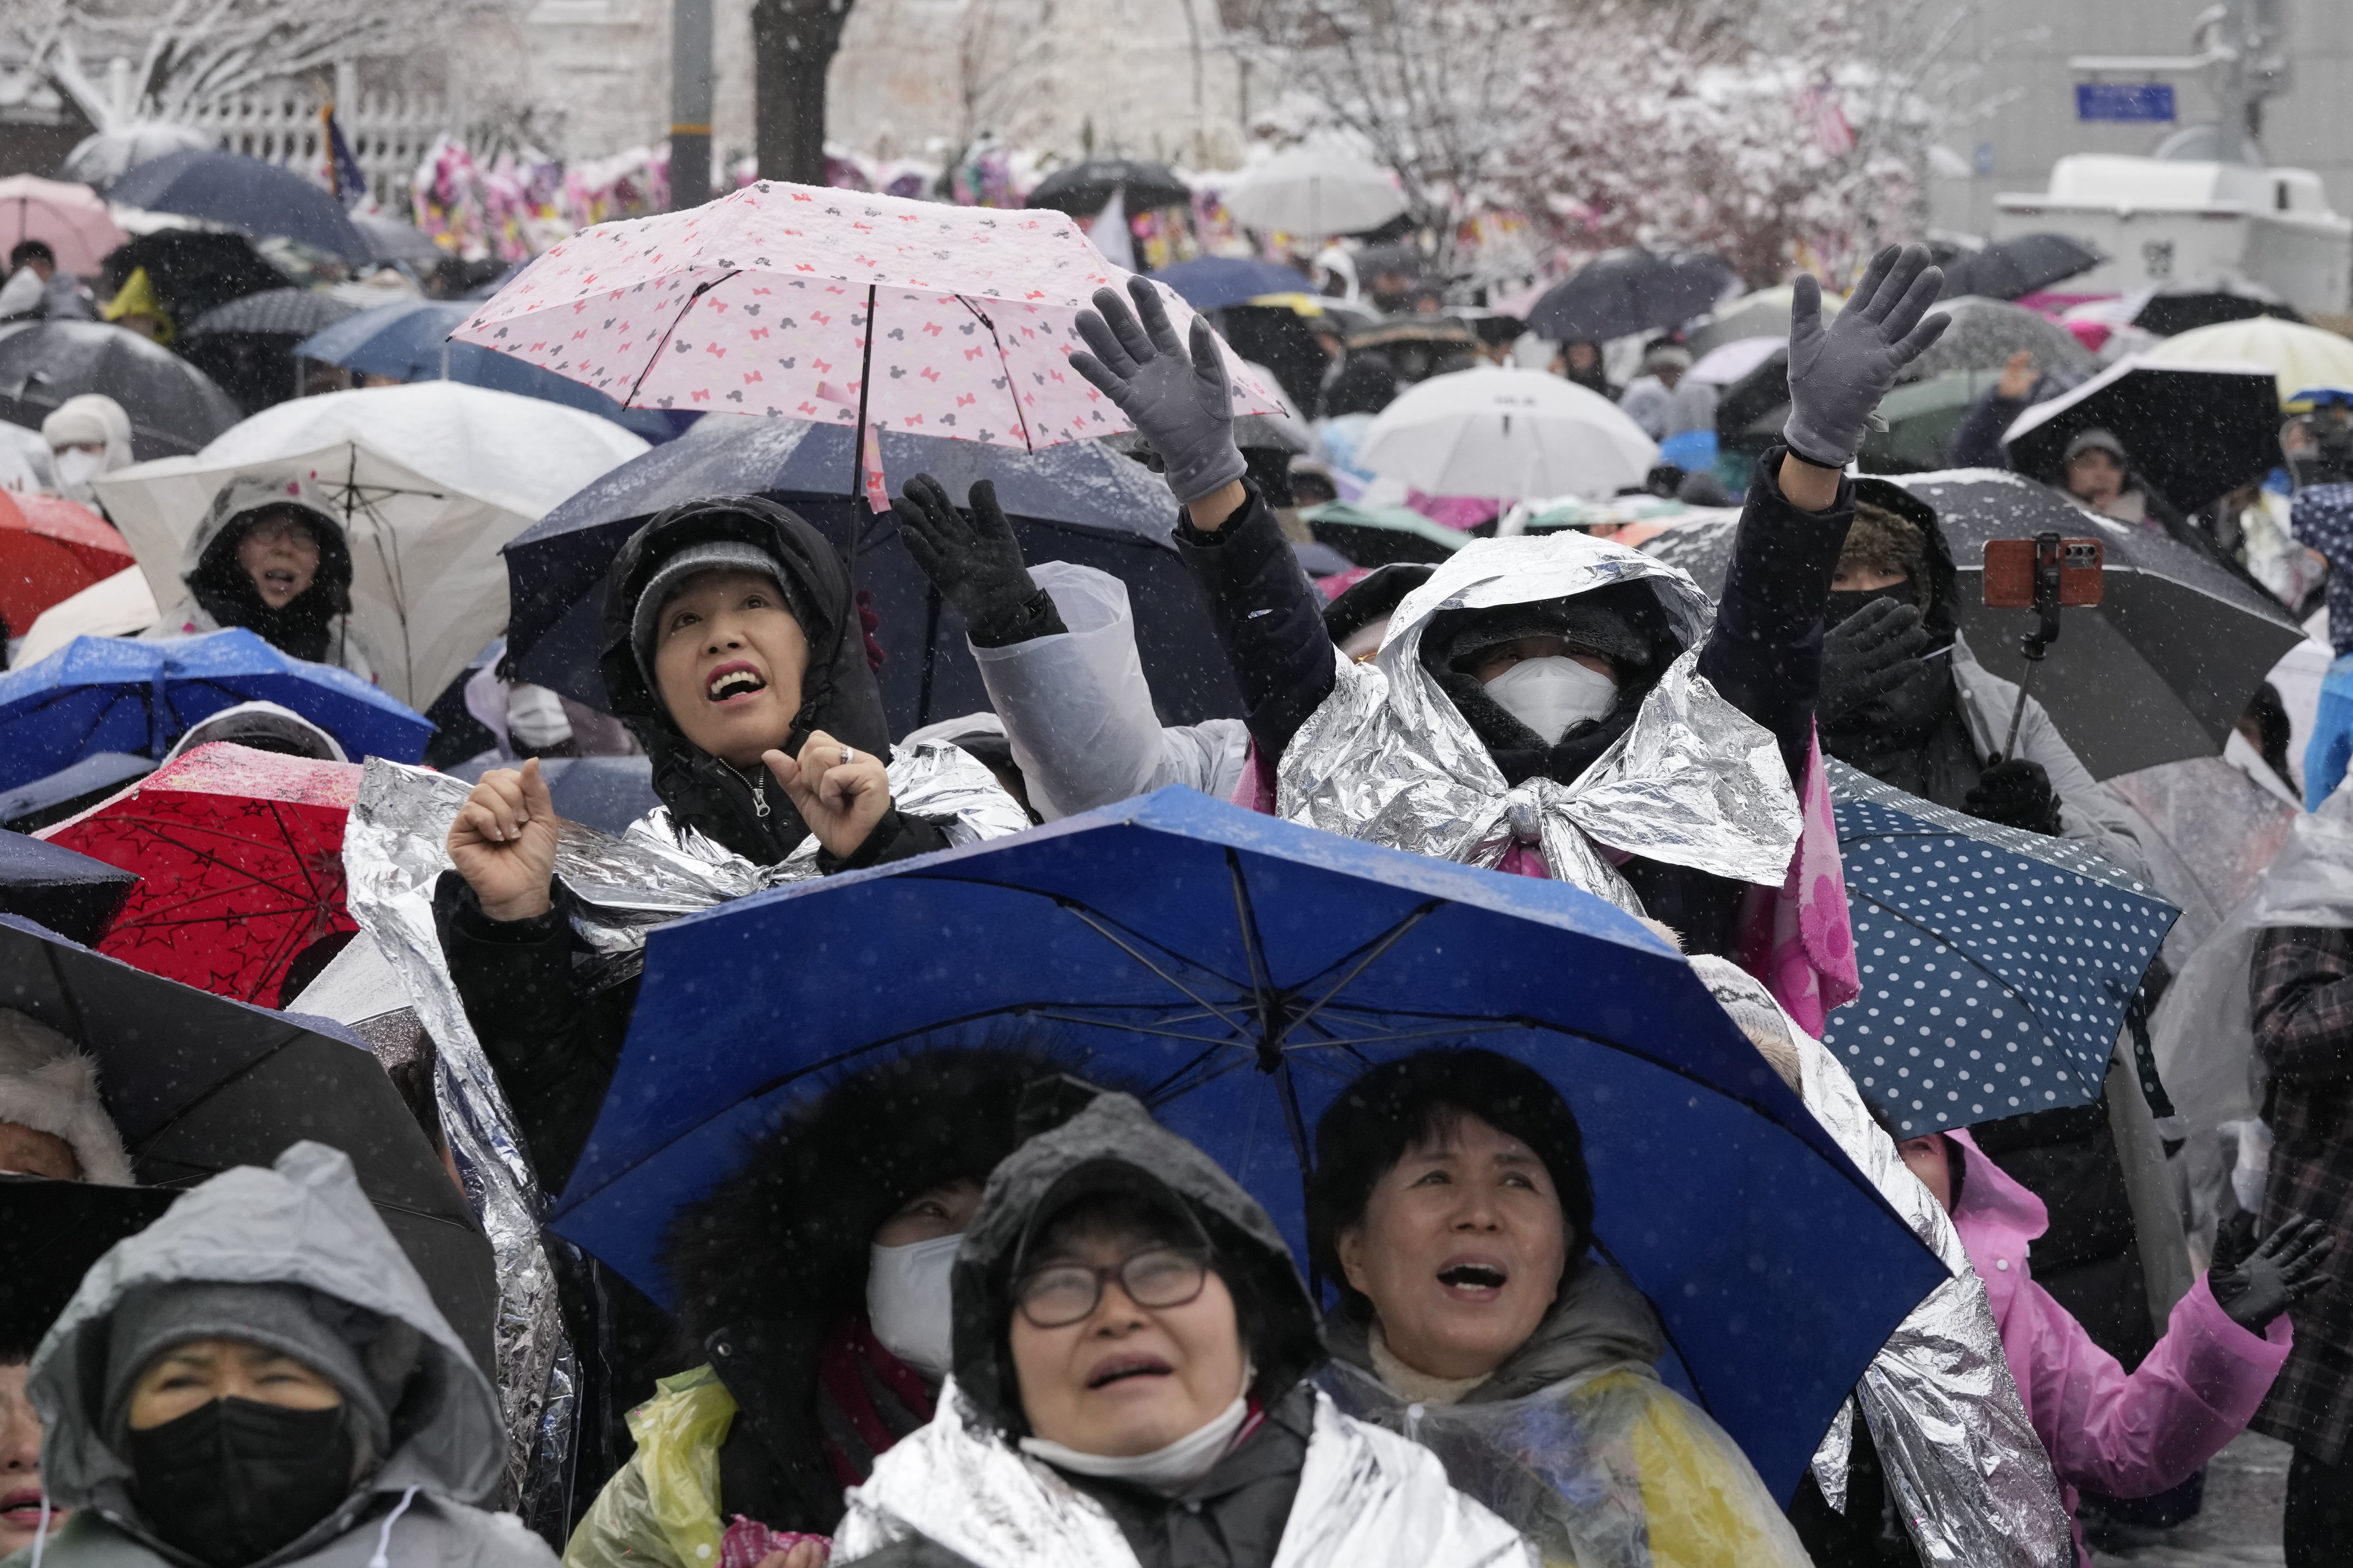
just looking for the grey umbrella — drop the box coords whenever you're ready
[0,319,245,459]
[1639,471,2304,778]
[1900,295,2095,384]
[186,286,361,340]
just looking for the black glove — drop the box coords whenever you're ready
[1963,758,2062,835]
[2211,1215,2334,1332]
[1819,597,1930,727]
[894,475,1067,648]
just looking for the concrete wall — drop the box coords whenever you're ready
[1927,0,2353,241]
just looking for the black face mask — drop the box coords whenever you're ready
[128,1399,355,1568]
[1823,585,1916,628]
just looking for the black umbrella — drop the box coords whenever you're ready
[2135,283,2300,339]
[0,828,135,944]
[1935,233,2105,301]
[0,1175,178,1350]
[0,915,499,1374]
[0,320,245,460]
[2001,357,2281,515]
[1638,473,2305,778]
[107,148,367,260]
[99,231,290,329]
[1025,157,1192,216]
[500,417,1244,732]
[186,287,359,340]
[1527,248,1738,343]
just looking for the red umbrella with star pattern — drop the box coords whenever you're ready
[38,741,363,1007]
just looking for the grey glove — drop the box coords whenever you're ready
[1070,277,1247,507]
[1782,244,1951,469]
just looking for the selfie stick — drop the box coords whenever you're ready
[2002,531,2065,759]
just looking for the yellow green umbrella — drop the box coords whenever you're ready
[2143,316,2353,406]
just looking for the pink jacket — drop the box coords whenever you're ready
[1948,1131,2290,1562]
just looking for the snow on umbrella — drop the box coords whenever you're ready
[97,383,649,708]
[0,174,130,276]
[1639,472,2305,778]
[38,742,365,1008]
[1528,248,1738,344]
[447,181,1285,510]
[1358,367,1658,500]
[0,320,244,461]
[0,490,133,636]
[2000,354,2282,515]
[1220,146,1407,237]
[0,912,496,1368]
[59,122,209,190]
[494,415,1244,732]
[1687,285,1842,357]
[1821,761,2176,1138]
[107,147,368,260]
[2142,315,2353,405]
[0,826,136,944]
[0,629,430,793]
[185,286,360,341]
[548,787,1947,1502]
[1899,295,2094,384]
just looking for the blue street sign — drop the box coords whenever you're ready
[2076,82,2176,122]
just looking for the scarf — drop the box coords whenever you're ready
[815,1316,937,1489]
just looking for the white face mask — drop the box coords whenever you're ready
[867,1233,963,1377]
[1482,655,1618,745]
[51,447,106,498]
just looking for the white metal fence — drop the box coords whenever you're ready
[183,65,447,212]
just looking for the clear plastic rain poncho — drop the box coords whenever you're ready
[1275,533,1801,915]
[341,743,1029,1512]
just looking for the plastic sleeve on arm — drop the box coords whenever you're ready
[1171,482,1337,762]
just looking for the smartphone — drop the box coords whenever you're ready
[1983,537,2103,608]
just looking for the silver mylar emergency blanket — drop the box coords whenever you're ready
[341,742,1028,1507]
[1688,958,2075,1566]
[1276,533,1800,913]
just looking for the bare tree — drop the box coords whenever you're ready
[752,0,856,185]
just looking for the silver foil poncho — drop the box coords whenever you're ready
[1276,533,1801,914]
[341,741,1029,1508]
[1690,957,2076,1567]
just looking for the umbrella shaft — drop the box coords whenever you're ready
[2003,656,2042,760]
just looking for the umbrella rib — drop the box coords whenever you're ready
[125,1035,302,1162]
[959,298,1037,454]
[626,270,740,407]
[1052,904,1257,1035]
[1224,849,1282,1049]
[1019,1010,1245,1048]
[1275,902,1441,1047]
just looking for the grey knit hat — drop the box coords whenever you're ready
[102,1280,420,1458]
[628,540,793,696]
[2062,427,2127,465]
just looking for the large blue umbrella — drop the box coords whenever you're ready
[1154,257,1314,311]
[107,149,367,260]
[498,416,1246,732]
[550,787,1946,1503]
[0,629,433,789]
[291,300,679,443]
[1822,761,2177,1138]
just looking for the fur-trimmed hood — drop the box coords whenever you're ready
[0,1007,133,1185]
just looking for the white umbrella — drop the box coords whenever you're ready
[1357,368,1659,500]
[1222,147,1407,237]
[1687,335,1785,387]
[93,383,647,707]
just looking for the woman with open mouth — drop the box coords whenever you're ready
[146,473,376,681]
[832,1090,1531,1568]
[1308,1048,1810,1568]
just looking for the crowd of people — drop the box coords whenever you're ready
[1,220,2350,1568]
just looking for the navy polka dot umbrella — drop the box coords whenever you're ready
[1821,760,2178,1137]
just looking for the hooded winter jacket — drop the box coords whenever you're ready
[563,1044,1082,1563]
[1320,1269,1810,1568]
[4,1140,554,1568]
[143,475,376,683]
[1164,457,1845,956]
[834,1093,1531,1568]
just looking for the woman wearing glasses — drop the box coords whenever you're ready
[833,1091,1532,1568]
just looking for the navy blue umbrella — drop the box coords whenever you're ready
[0,629,433,790]
[1154,257,1313,311]
[0,827,136,943]
[499,416,1245,733]
[549,787,1946,1502]
[1529,247,1738,343]
[108,149,367,260]
[292,300,679,443]
[1821,761,2177,1138]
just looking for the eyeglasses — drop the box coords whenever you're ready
[1013,1246,1210,1329]
[243,518,317,549]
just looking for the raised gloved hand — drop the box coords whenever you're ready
[1783,244,1951,469]
[1070,277,1246,507]
[2211,1215,2334,1332]
[1819,597,1931,727]
[1964,758,2063,835]
[893,474,1066,647]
